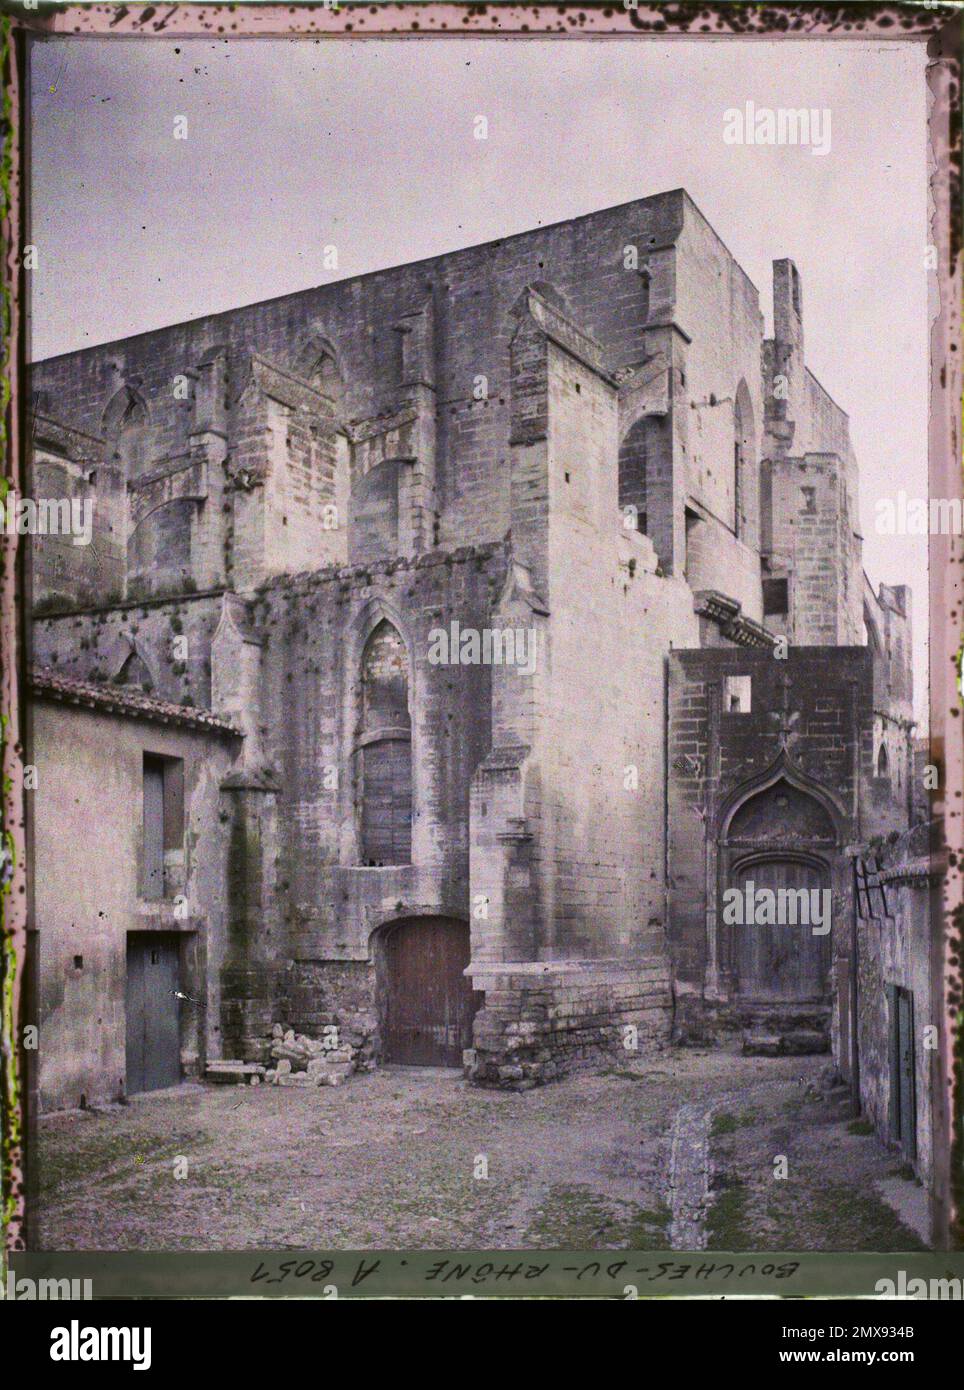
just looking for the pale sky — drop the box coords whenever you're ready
[27,35,930,717]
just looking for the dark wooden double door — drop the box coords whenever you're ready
[732,857,831,1001]
[380,917,479,1067]
[126,933,181,1095]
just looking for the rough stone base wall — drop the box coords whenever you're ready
[220,964,285,1065]
[279,960,379,1061]
[466,959,673,1090]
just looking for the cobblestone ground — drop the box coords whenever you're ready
[35,1047,926,1252]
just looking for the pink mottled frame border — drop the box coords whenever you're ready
[0,1,960,1261]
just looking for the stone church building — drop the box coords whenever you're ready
[27,188,915,1108]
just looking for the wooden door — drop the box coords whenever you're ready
[381,918,479,1067]
[888,985,917,1161]
[126,934,181,1095]
[732,858,831,1001]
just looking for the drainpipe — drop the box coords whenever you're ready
[663,652,670,924]
[848,677,862,1117]
[849,854,861,1117]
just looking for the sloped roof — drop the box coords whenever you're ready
[30,667,241,737]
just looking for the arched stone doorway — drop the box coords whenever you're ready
[374,917,481,1067]
[719,774,838,1007]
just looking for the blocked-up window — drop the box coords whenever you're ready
[360,738,412,866]
[763,577,789,616]
[142,753,184,899]
[358,621,412,866]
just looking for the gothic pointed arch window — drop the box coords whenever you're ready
[114,649,154,693]
[309,351,341,404]
[357,619,412,866]
[294,325,343,412]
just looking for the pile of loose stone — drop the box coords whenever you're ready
[264,1019,373,1087]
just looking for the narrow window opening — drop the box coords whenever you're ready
[724,675,752,714]
[763,577,789,616]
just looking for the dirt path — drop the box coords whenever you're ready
[34,1048,926,1252]
[667,1099,716,1249]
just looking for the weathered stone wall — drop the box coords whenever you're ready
[31,415,124,609]
[761,258,864,651]
[28,190,693,601]
[767,453,863,647]
[219,778,284,1062]
[683,511,763,622]
[467,960,672,1089]
[866,579,914,713]
[674,193,765,560]
[463,318,697,1081]
[32,591,223,709]
[467,299,698,984]
[252,544,507,967]
[541,341,698,958]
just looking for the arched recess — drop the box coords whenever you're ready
[618,413,672,571]
[127,499,195,599]
[371,915,480,1066]
[348,458,402,564]
[292,324,344,410]
[107,635,157,693]
[717,749,845,845]
[103,386,152,481]
[353,617,413,866]
[717,757,842,1004]
[733,378,755,542]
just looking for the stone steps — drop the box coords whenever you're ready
[740,1003,831,1056]
[205,1060,267,1084]
[741,1029,829,1057]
